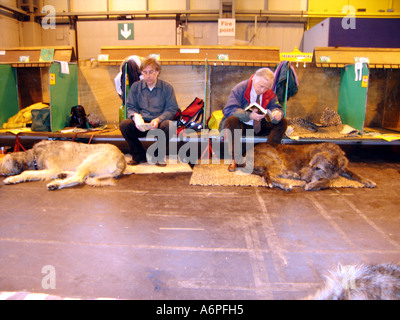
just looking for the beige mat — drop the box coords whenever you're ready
[190,163,365,189]
[126,158,192,174]
[287,124,353,140]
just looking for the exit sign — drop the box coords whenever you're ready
[118,23,134,40]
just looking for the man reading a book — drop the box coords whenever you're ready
[119,56,179,166]
[219,68,288,172]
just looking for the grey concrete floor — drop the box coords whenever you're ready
[0,150,400,300]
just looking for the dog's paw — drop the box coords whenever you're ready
[57,173,68,179]
[279,171,300,180]
[3,177,17,185]
[46,181,60,191]
[304,182,328,191]
[280,184,293,192]
[363,179,376,188]
[272,182,292,191]
[305,178,330,191]
[304,183,318,191]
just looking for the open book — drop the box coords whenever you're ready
[245,102,272,122]
[138,123,153,131]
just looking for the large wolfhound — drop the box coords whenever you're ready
[249,142,376,191]
[1,140,136,190]
[310,263,400,300]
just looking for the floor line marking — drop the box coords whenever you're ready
[341,197,400,249]
[255,189,288,267]
[308,195,356,249]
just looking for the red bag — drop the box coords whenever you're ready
[174,97,204,134]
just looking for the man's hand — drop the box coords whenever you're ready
[271,109,283,122]
[249,109,265,122]
[150,118,160,129]
[133,113,145,131]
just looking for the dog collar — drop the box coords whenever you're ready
[33,156,39,170]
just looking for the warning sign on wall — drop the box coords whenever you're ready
[218,19,235,37]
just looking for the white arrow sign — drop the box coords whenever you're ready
[118,23,134,40]
[121,24,132,39]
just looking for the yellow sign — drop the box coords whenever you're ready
[280,47,313,62]
[49,73,56,85]
[362,75,369,88]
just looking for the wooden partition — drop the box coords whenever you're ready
[0,46,76,67]
[99,45,281,67]
[0,47,78,132]
[313,47,400,69]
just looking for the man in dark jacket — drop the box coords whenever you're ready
[119,56,179,166]
[219,68,287,172]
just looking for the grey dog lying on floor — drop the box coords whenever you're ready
[0,140,136,190]
[309,263,400,300]
[246,142,376,191]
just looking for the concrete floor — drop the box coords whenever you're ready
[0,146,400,300]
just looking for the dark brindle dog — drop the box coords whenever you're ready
[249,142,376,191]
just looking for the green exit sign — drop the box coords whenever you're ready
[118,23,134,40]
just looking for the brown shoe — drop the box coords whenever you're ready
[127,158,147,166]
[228,160,246,172]
[155,162,167,167]
[228,161,237,172]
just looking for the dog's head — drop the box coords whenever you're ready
[70,106,87,128]
[301,151,348,183]
[0,153,25,177]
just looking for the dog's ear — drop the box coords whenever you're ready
[337,154,348,171]
[0,155,20,176]
[309,153,324,168]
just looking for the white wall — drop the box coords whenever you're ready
[1,0,308,50]
[77,20,177,60]
[41,0,307,13]
[1,0,18,7]
[189,0,219,10]
[109,0,147,11]
[0,16,21,47]
[303,18,330,53]
[21,21,42,46]
[41,0,69,12]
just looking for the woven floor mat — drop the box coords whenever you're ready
[190,163,365,189]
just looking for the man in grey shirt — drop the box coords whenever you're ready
[119,56,179,166]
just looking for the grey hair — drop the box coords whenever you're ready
[254,68,275,82]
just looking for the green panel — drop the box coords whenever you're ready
[337,63,369,134]
[0,65,19,127]
[49,63,78,132]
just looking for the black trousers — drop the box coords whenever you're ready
[119,119,175,162]
[223,116,288,158]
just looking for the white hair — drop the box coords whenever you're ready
[254,68,275,82]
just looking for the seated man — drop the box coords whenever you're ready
[219,68,287,172]
[119,56,179,166]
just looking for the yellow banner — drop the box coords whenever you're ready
[280,47,313,62]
